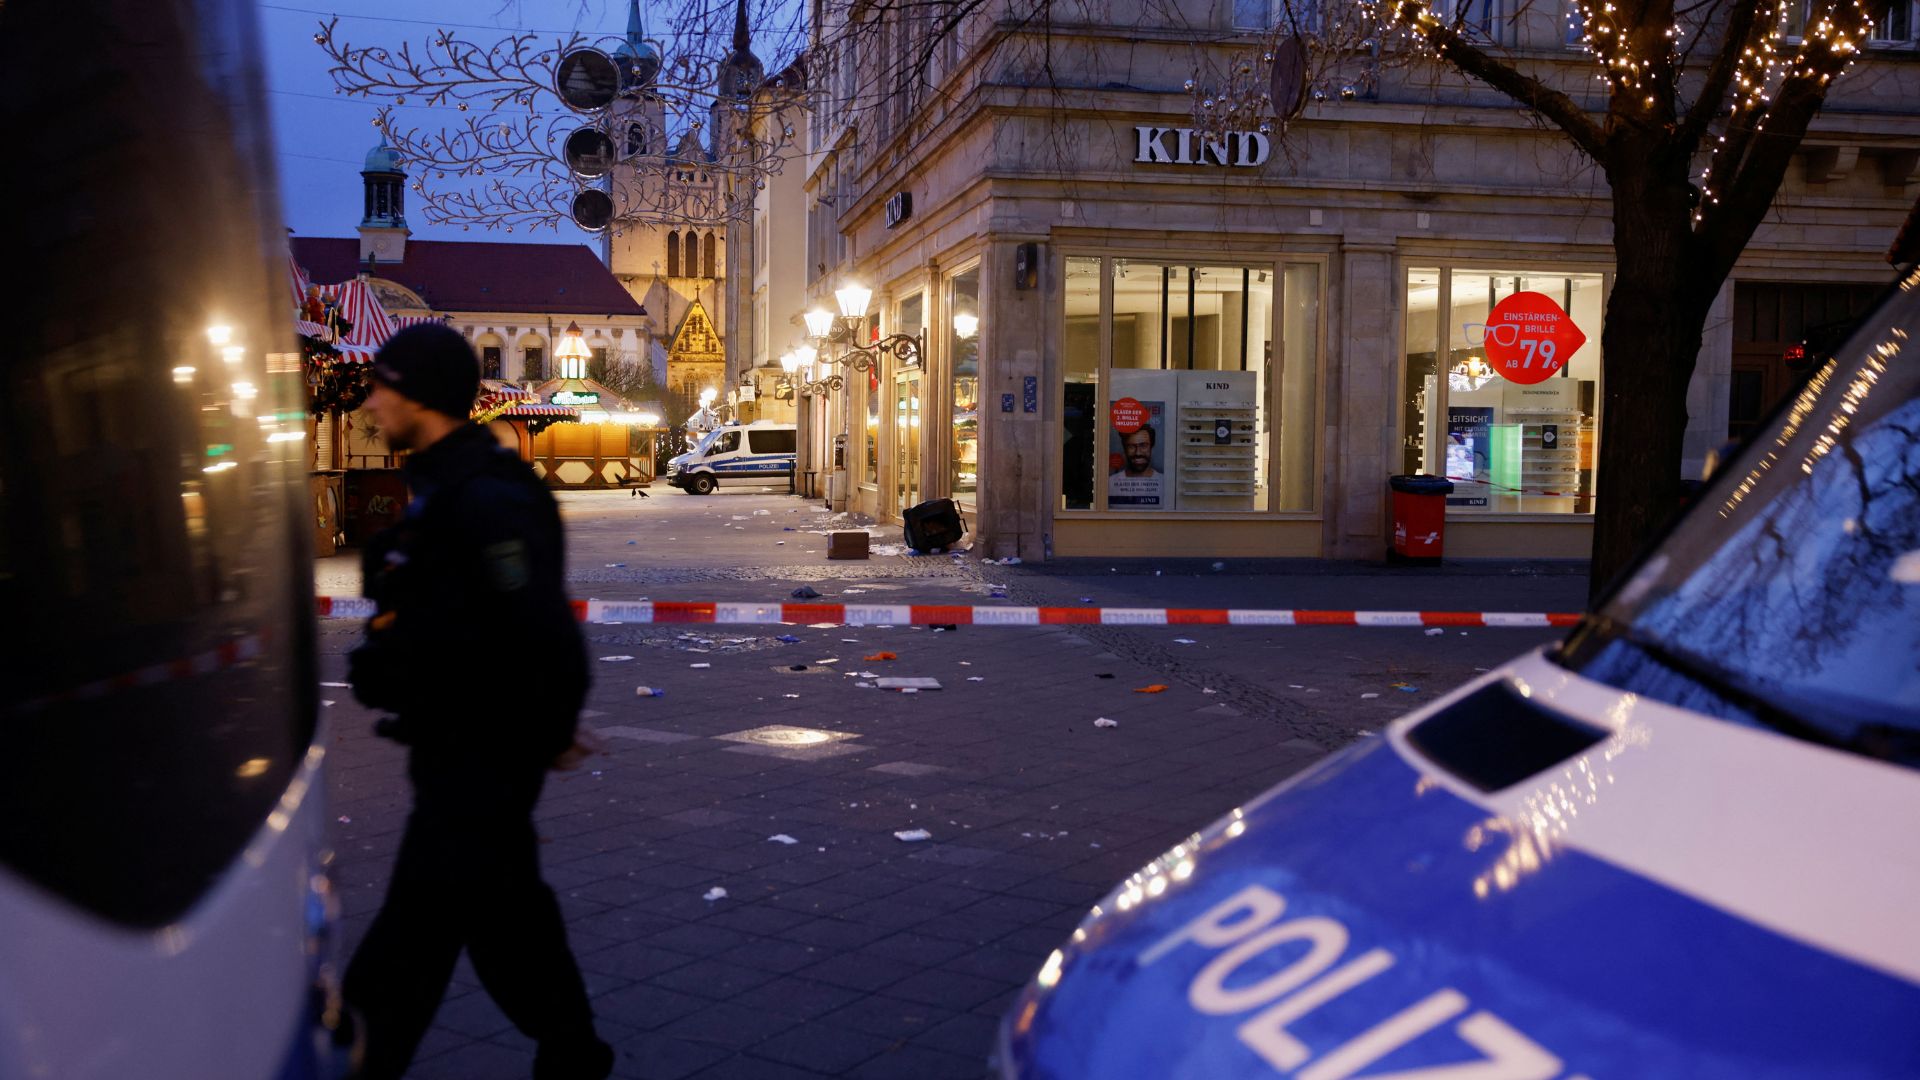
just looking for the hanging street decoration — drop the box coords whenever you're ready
[313,10,797,234]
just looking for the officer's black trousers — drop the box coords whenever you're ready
[343,744,598,1079]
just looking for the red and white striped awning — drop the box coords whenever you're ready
[294,318,329,339]
[288,252,312,315]
[316,279,396,349]
[497,403,580,419]
[393,314,449,329]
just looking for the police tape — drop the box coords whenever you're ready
[13,631,271,715]
[315,596,1581,628]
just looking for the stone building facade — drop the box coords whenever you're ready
[795,0,1920,561]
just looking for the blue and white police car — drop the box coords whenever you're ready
[998,268,1920,1079]
[667,422,799,494]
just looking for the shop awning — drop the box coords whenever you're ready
[316,279,397,349]
[393,314,449,329]
[471,380,540,421]
[294,318,330,340]
[288,252,313,315]
[497,403,581,419]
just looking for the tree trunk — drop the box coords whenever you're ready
[1589,145,1710,605]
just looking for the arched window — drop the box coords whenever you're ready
[703,232,717,278]
[685,233,700,277]
[666,230,680,277]
[625,122,646,157]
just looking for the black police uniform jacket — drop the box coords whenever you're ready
[349,423,588,759]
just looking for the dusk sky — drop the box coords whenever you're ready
[262,0,644,248]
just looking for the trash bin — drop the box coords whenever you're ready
[1388,474,1453,564]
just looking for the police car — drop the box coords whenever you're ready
[997,269,1920,1078]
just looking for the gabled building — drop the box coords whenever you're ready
[292,143,657,395]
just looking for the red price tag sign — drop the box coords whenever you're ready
[1111,397,1147,434]
[1480,292,1587,385]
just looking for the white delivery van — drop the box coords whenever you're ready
[666,422,798,494]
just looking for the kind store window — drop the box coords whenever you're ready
[1402,267,1604,514]
[1060,256,1318,512]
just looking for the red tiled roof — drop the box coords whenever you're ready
[290,237,645,317]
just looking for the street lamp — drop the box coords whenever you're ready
[803,280,924,378]
[555,320,591,379]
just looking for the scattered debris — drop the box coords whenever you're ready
[1134,684,1169,694]
[768,834,799,845]
[1095,673,1115,680]
[599,655,634,662]
[1202,688,1218,695]
[894,828,933,842]
[320,681,350,688]
[1173,638,1198,645]
[690,663,712,669]
[605,563,626,568]
[791,586,822,599]
[966,676,986,682]
[1211,561,1226,572]
[635,686,663,697]
[1094,717,1119,729]
[864,651,898,661]
[775,634,801,643]
[703,887,728,901]
[1424,628,1445,637]
[876,677,942,690]
[1361,692,1380,699]
[337,816,351,824]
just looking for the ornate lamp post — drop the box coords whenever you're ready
[801,281,924,375]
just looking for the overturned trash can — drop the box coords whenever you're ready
[1388,474,1453,565]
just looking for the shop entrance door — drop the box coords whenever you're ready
[893,370,921,515]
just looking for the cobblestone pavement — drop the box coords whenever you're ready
[317,486,1588,1079]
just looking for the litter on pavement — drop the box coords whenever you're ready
[876,677,942,690]
[768,834,798,845]
[1134,684,1169,694]
[1425,627,1446,636]
[1173,638,1198,645]
[790,587,821,600]
[599,655,634,662]
[863,651,897,661]
[634,686,663,697]
[703,887,728,901]
[893,829,933,842]
[689,662,711,669]
[1094,718,1119,729]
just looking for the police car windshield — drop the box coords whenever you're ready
[1566,270,1920,767]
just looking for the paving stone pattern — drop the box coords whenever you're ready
[318,488,1586,1078]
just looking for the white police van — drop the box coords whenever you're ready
[0,0,350,1075]
[998,269,1920,1078]
[666,422,798,494]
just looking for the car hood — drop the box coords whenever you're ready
[1000,652,1920,1079]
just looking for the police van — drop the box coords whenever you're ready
[1,0,350,1075]
[666,422,798,494]
[997,270,1920,1078]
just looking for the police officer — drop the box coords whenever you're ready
[344,323,612,1080]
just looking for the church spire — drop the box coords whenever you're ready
[732,0,750,55]
[626,0,646,47]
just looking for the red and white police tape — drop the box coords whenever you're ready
[315,596,1581,628]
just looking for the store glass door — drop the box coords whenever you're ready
[893,370,921,514]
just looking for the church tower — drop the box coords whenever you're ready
[357,139,409,267]
[602,0,754,422]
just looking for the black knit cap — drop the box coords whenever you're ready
[371,323,480,418]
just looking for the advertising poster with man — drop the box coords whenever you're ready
[1108,396,1167,508]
